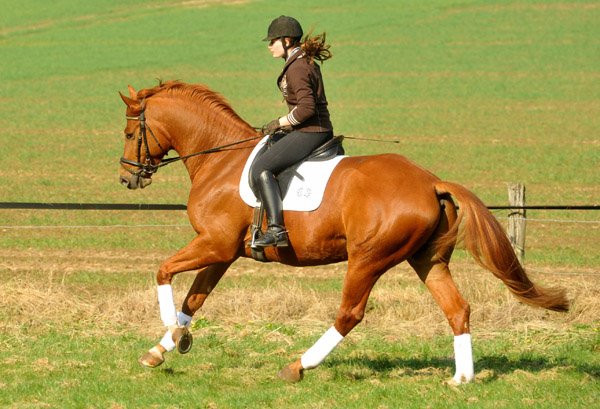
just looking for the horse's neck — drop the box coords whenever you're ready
[183,134,254,182]
[148,95,256,181]
[163,103,256,181]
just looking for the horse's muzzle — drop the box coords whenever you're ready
[120,174,152,189]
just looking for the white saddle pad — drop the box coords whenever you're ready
[239,136,347,211]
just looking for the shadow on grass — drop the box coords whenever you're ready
[475,354,600,380]
[325,354,599,381]
[158,367,185,376]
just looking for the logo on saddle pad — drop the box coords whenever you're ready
[239,136,347,211]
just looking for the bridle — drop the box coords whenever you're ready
[120,100,165,177]
[120,99,263,177]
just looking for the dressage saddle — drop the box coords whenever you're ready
[248,133,345,200]
[247,134,345,261]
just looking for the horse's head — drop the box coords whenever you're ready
[119,85,170,189]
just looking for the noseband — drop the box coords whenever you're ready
[120,100,168,177]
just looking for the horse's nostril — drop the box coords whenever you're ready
[120,177,130,188]
[140,177,152,188]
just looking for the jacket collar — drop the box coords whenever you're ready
[286,47,301,62]
[278,47,303,84]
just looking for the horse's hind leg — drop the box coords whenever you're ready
[139,262,231,368]
[408,242,474,384]
[407,197,474,384]
[279,262,383,382]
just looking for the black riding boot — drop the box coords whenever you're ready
[252,170,289,248]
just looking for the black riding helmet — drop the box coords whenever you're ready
[263,15,303,59]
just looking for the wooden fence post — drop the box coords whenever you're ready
[507,183,526,265]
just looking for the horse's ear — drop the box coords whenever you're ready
[119,91,136,107]
[127,85,137,99]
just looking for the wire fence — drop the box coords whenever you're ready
[1,202,599,211]
[495,217,600,224]
[2,218,598,229]
[1,202,599,277]
[0,224,191,229]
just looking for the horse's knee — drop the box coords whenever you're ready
[156,264,173,286]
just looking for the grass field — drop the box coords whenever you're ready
[1,0,599,408]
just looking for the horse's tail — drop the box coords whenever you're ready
[434,181,569,312]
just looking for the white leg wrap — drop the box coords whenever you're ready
[157,284,177,327]
[177,311,193,327]
[158,312,193,352]
[453,333,474,383]
[159,329,176,352]
[300,326,344,370]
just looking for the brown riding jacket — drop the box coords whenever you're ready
[277,48,333,133]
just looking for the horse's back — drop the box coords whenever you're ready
[323,154,442,233]
[329,153,441,204]
[298,153,444,266]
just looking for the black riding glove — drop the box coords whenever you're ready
[261,119,281,135]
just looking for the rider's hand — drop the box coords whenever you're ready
[261,119,281,135]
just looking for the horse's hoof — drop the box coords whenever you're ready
[172,326,193,354]
[444,375,472,386]
[278,362,304,382]
[138,346,164,368]
[443,377,460,386]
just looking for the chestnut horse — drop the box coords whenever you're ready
[119,80,568,384]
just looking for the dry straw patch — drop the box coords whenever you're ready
[1,249,598,340]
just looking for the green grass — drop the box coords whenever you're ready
[1,253,598,408]
[0,1,599,407]
[1,322,598,408]
[0,0,598,266]
[1,0,598,203]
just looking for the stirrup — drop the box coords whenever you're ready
[251,226,289,248]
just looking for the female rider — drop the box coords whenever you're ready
[250,15,334,248]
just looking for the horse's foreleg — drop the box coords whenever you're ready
[181,261,232,316]
[279,265,381,382]
[152,233,239,320]
[161,263,231,350]
[409,258,474,384]
[139,260,234,368]
[138,286,188,368]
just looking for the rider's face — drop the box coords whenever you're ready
[268,38,286,59]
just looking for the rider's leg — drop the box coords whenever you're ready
[249,130,332,248]
[252,170,288,247]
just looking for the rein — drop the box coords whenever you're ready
[120,99,398,178]
[120,102,263,177]
[343,136,401,144]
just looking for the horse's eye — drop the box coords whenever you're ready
[125,133,135,140]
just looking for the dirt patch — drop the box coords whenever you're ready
[1,249,598,340]
[1,248,172,275]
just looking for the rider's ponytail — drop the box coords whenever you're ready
[301,29,332,64]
